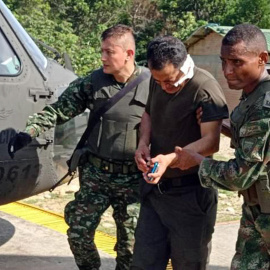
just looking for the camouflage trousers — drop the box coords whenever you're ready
[64,161,141,270]
[231,203,270,270]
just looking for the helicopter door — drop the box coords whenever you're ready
[0,17,57,205]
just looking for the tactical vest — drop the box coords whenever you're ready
[86,67,149,162]
[230,79,270,214]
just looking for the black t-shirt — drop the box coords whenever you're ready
[146,67,229,178]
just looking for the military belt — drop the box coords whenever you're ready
[156,173,200,195]
[88,153,139,174]
[240,176,270,214]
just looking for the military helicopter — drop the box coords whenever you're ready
[0,0,88,205]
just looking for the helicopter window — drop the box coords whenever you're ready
[0,30,21,76]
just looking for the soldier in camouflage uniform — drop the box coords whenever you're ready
[7,25,150,270]
[151,24,270,269]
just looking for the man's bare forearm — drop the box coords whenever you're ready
[138,111,151,147]
[183,120,222,156]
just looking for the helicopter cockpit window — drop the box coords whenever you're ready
[0,30,21,75]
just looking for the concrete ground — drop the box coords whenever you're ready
[209,222,238,270]
[0,211,239,270]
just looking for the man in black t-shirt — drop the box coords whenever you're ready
[131,36,229,270]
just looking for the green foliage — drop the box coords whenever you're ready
[159,0,232,22]
[164,11,207,41]
[121,0,164,63]
[5,0,270,76]
[5,0,80,71]
[222,0,270,28]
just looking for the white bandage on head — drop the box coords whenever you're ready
[173,54,194,87]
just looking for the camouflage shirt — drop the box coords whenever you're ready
[199,80,270,191]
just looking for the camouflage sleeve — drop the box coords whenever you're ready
[199,118,270,191]
[25,76,91,137]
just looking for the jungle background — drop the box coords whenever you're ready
[5,0,270,76]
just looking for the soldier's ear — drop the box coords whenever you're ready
[126,49,134,60]
[259,51,268,66]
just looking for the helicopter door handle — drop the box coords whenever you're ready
[30,138,53,147]
[29,88,52,102]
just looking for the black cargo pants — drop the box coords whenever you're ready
[131,175,217,270]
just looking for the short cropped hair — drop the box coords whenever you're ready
[222,24,267,53]
[147,36,187,70]
[101,24,135,44]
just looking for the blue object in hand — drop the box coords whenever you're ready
[148,162,159,181]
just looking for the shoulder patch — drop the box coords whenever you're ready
[263,92,270,108]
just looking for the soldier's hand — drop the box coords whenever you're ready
[8,132,32,159]
[171,146,204,170]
